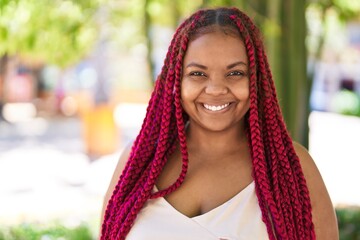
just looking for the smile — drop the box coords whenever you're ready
[203,103,230,112]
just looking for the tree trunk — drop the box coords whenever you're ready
[275,0,309,147]
[0,54,8,120]
[144,0,156,85]
[169,0,181,28]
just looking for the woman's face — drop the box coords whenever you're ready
[181,30,250,132]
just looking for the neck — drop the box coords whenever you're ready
[185,121,248,156]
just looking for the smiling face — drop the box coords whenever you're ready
[181,28,250,133]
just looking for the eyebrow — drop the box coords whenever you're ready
[185,61,247,69]
[185,62,207,69]
[226,61,247,69]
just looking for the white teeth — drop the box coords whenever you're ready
[203,103,230,111]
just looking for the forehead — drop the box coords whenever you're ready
[184,31,248,64]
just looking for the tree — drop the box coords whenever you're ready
[0,0,104,119]
[0,0,102,67]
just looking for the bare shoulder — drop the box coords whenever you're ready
[293,142,339,240]
[100,141,133,223]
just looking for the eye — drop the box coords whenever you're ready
[227,70,245,77]
[189,71,206,77]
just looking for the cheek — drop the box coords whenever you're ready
[244,89,250,99]
[243,86,251,109]
[244,98,250,110]
[180,81,196,101]
[180,84,188,106]
[234,83,250,99]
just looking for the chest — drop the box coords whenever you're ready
[126,180,269,240]
[156,150,253,218]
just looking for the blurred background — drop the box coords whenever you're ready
[0,0,359,239]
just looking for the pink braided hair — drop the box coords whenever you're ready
[101,7,315,240]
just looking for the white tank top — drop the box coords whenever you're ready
[126,181,269,240]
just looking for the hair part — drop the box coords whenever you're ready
[188,9,242,40]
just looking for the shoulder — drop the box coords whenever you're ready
[292,141,339,240]
[100,141,133,222]
[108,142,133,187]
[292,142,319,179]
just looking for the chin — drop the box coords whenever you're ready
[200,123,237,133]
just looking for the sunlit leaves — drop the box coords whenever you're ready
[1,0,358,70]
[333,0,360,21]
[0,0,100,67]
[309,0,360,21]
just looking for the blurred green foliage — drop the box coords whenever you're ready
[1,0,358,68]
[0,0,103,67]
[337,207,360,240]
[0,207,359,239]
[320,0,360,20]
[332,90,360,117]
[0,222,94,240]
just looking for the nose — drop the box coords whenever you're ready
[204,78,228,95]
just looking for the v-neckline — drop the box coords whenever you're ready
[154,181,255,219]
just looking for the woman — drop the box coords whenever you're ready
[100,7,338,240]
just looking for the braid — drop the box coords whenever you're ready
[101,7,315,240]
[230,15,281,239]
[229,8,315,239]
[100,11,203,240]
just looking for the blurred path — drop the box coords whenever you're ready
[309,111,360,206]
[0,116,120,228]
[0,117,84,153]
